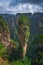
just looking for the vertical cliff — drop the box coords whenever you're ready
[18,15,30,58]
[0,16,10,46]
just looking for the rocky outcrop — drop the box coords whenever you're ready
[18,15,30,58]
[0,16,10,46]
[0,28,10,46]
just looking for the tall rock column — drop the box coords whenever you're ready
[18,15,30,58]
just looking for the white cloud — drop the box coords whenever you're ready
[0,2,43,14]
[0,1,12,13]
[7,3,43,14]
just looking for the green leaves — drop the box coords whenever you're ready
[0,16,8,30]
[12,57,31,65]
[18,15,30,57]
[12,60,23,65]
[18,15,30,43]
[10,39,19,49]
[35,34,43,43]
[18,15,30,26]
[0,43,4,50]
[0,43,6,56]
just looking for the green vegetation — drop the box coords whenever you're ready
[0,15,31,65]
[18,15,30,57]
[18,15,30,25]
[10,39,19,49]
[0,43,6,57]
[0,43,31,65]
[12,58,31,65]
[29,34,43,65]
[0,16,8,30]
[0,43,4,50]
[35,34,43,43]
[0,15,43,65]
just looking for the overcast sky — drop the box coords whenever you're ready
[0,0,43,14]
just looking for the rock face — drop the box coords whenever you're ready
[0,16,10,46]
[0,14,17,39]
[0,28,10,46]
[18,15,30,58]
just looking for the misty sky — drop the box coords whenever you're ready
[0,0,43,14]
